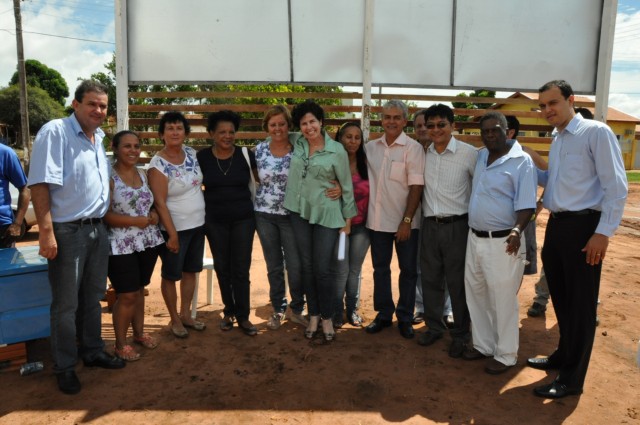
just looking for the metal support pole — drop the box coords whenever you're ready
[115,0,129,131]
[594,0,617,122]
[361,0,374,141]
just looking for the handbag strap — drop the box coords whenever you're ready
[241,147,256,186]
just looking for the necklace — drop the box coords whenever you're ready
[215,148,234,175]
[114,164,139,188]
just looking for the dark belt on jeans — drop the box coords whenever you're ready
[426,214,468,224]
[68,217,104,226]
[471,228,511,238]
[550,209,599,219]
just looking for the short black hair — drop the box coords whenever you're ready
[423,104,454,123]
[74,80,108,103]
[574,107,594,120]
[291,100,324,129]
[207,110,241,132]
[505,115,520,136]
[539,80,574,99]
[159,111,191,135]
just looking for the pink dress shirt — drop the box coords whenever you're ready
[365,131,425,232]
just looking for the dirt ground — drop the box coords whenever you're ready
[1,185,639,425]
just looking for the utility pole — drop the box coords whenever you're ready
[13,0,30,171]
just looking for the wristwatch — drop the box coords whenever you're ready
[403,216,412,224]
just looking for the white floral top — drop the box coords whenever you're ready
[254,140,292,215]
[108,169,164,255]
[148,146,205,231]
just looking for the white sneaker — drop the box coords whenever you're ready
[289,311,309,327]
[267,312,285,330]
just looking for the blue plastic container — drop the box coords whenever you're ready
[0,246,51,344]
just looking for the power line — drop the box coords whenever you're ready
[0,27,114,44]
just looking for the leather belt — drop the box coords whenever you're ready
[68,217,104,226]
[471,228,511,238]
[550,209,599,219]
[426,214,468,224]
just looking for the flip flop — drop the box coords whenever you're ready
[134,333,159,349]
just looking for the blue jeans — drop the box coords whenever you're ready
[255,212,304,314]
[290,212,338,319]
[49,221,109,373]
[369,229,419,322]
[205,217,255,321]
[334,224,370,319]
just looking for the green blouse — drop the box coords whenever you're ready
[284,131,357,228]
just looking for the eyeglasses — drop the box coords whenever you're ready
[426,122,449,130]
[301,156,309,178]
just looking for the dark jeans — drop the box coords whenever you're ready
[369,229,419,322]
[523,219,538,275]
[255,212,304,314]
[334,224,370,319]
[205,217,255,321]
[49,221,109,373]
[542,212,601,390]
[420,218,470,341]
[290,212,339,319]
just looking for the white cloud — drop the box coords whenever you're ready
[0,0,114,105]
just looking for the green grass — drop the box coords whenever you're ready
[627,171,640,183]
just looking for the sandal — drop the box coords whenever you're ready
[170,322,188,338]
[182,320,206,331]
[220,315,235,331]
[114,344,141,362]
[134,333,159,349]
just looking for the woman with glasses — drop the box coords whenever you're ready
[332,122,370,328]
[283,101,356,341]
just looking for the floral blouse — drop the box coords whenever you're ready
[254,140,292,215]
[148,146,205,231]
[108,169,164,255]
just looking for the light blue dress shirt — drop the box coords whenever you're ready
[469,140,537,231]
[28,113,110,222]
[537,114,628,237]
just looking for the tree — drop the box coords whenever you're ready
[451,89,496,121]
[0,85,66,138]
[9,59,69,105]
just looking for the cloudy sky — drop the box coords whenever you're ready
[1,0,639,118]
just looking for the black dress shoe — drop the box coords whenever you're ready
[417,330,443,346]
[534,380,583,399]
[83,351,126,369]
[365,318,392,334]
[462,347,491,360]
[485,358,512,375]
[412,312,424,325]
[526,356,560,370]
[448,339,466,358]
[398,321,414,339]
[239,320,258,336]
[56,370,81,395]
